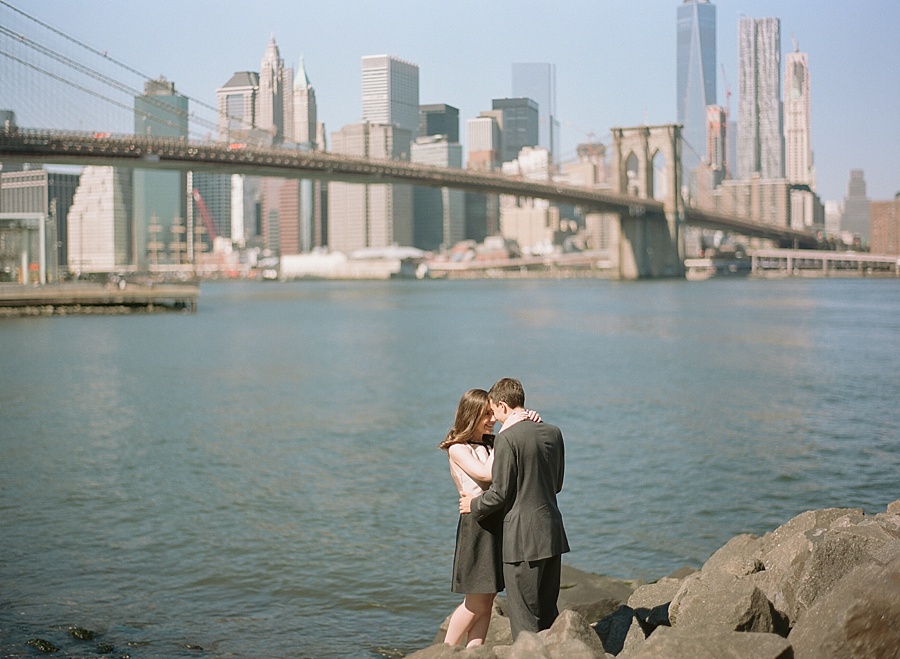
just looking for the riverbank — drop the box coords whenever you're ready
[411,500,900,658]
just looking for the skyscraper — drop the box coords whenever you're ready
[784,45,813,188]
[328,122,413,253]
[361,55,420,139]
[133,78,188,268]
[466,115,501,171]
[492,98,539,164]
[512,63,559,162]
[327,55,418,252]
[212,71,263,246]
[67,166,132,273]
[292,56,318,147]
[258,35,293,143]
[419,104,459,144]
[217,71,259,140]
[841,169,871,242]
[676,0,717,190]
[411,135,464,251]
[415,105,462,250]
[737,16,783,180]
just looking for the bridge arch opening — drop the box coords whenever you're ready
[651,150,667,203]
[625,152,640,196]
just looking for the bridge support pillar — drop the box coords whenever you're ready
[611,124,685,280]
[617,212,683,279]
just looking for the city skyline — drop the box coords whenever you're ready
[3,0,898,206]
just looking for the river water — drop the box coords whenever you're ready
[1,277,898,658]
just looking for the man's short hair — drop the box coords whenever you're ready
[489,377,525,409]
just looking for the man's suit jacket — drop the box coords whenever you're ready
[471,419,569,563]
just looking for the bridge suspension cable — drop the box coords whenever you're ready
[0,0,244,140]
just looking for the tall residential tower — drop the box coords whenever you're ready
[737,16,783,180]
[784,45,813,188]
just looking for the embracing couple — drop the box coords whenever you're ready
[438,377,569,648]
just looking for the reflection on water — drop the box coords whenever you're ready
[1,278,898,657]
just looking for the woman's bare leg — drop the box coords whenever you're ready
[444,593,495,646]
[444,600,476,646]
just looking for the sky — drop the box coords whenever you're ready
[4,0,899,204]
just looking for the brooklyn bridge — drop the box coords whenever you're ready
[0,2,821,282]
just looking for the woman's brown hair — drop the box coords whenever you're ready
[438,388,491,450]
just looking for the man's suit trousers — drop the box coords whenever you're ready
[502,554,562,639]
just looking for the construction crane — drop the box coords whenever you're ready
[561,118,598,144]
[191,188,218,248]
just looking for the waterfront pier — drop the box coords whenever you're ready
[750,249,900,278]
[0,282,199,314]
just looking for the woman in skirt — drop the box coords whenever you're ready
[439,389,539,648]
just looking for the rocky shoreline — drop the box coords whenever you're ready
[410,500,900,658]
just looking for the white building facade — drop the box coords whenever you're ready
[67,166,132,273]
[361,55,420,140]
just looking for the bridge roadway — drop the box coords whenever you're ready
[0,128,818,247]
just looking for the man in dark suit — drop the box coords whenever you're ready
[459,377,569,639]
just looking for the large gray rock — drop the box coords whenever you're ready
[626,578,681,611]
[557,565,637,624]
[701,533,763,575]
[618,627,792,659]
[759,508,864,559]
[789,557,900,659]
[538,609,607,657]
[755,509,900,625]
[668,569,776,633]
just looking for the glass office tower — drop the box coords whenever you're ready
[512,63,558,163]
[491,98,539,165]
[676,0,716,193]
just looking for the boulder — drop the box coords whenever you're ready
[538,609,607,657]
[626,578,681,611]
[557,565,636,624]
[668,569,776,633]
[788,557,900,659]
[418,503,900,658]
[593,605,637,655]
[618,627,792,659]
[743,506,900,627]
[701,533,763,575]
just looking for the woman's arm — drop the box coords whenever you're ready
[448,443,493,482]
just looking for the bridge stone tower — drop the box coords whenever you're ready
[611,124,685,279]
